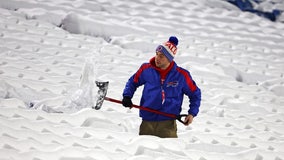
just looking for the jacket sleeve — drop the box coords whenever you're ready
[182,71,201,117]
[187,86,201,117]
[122,63,147,98]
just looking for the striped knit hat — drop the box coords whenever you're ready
[156,36,178,62]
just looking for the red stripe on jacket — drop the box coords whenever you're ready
[134,63,152,83]
[176,67,197,92]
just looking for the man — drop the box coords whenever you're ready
[122,36,201,138]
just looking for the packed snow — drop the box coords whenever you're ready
[0,0,284,160]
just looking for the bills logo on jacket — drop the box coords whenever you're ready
[167,81,179,87]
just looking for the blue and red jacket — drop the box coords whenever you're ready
[123,57,201,121]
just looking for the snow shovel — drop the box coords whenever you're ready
[93,81,188,124]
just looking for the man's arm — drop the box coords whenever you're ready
[188,87,201,117]
[122,63,148,99]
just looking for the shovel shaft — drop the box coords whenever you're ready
[104,96,188,125]
[104,97,177,119]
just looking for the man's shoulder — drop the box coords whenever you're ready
[139,62,152,70]
[175,65,198,91]
[136,63,153,75]
[175,65,190,74]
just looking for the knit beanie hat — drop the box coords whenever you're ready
[156,36,178,62]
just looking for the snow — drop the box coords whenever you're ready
[0,0,284,160]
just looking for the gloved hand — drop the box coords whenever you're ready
[122,96,133,108]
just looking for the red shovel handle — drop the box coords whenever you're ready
[104,97,188,124]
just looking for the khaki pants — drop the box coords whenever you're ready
[139,120,177,138]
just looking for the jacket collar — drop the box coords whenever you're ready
[149,57,175,79]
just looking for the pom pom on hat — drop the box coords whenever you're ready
[156,36,179,62]
[169,36,178,46]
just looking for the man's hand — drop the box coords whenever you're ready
[184,114,194,126]
[122,96,133,108]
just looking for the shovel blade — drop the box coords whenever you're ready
[93,81,109,110]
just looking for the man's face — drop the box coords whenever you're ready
[155,51,170,69]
